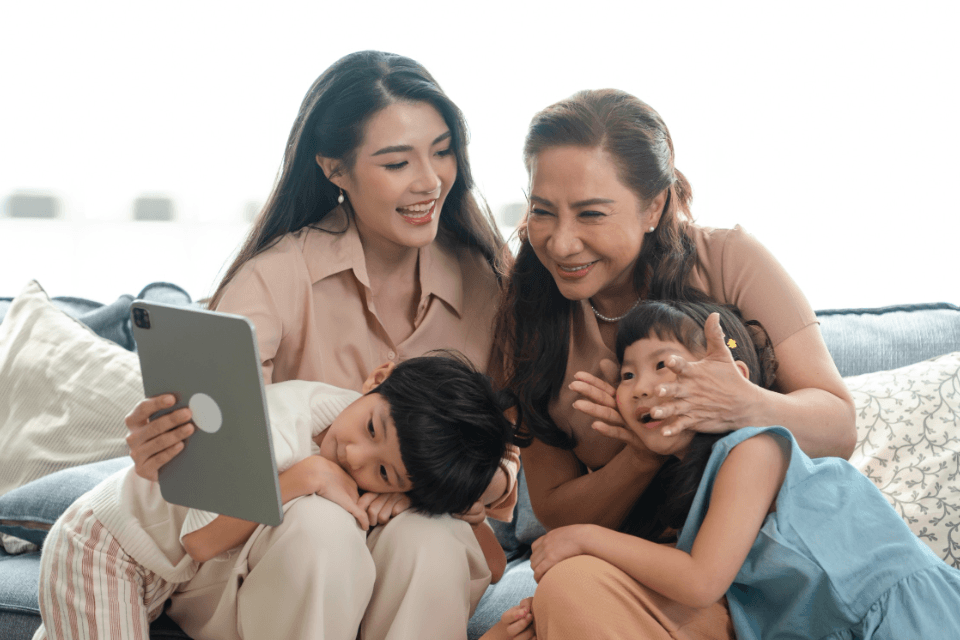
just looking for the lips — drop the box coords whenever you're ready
[397,199,437,226]
[636,407,662,429]
[555,260,598,280]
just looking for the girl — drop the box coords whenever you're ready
[499,298,960,639]
[124,51,518,640]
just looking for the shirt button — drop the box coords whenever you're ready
[387,351,396,360]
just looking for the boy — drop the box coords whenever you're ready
[34,353,515,640]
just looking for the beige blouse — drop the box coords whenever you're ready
[215,206,518,518]
[550,224,819,470]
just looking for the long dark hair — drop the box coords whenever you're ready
[210,50,505,308]
[613,298,778,542]
[493,89,698,449]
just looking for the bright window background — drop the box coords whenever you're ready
[2,1,957,309]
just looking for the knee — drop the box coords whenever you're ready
[253,495,374,588]
[374,511,470,563]
[534,555,611,617]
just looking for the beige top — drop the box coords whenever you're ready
[214,206,518,519]
[551,224,818,470]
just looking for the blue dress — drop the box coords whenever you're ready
[676,426,960,639]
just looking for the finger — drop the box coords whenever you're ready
[590,421,640,446]
[126,408,195,449]
[570,374,617,401]
[124,395,177,429]
[132,442,184,481]
[704,312,735,362]
[649,400,691,421]
[660,415,695,437]
[572,400,625,427]
[126,419,194,464]
[664,354,688,376]
[653,381,681,400]
[375,497,398,525]
[344,500,370,530]
[392,495,411,516]
[357,492,380,511]
[506,612,533,636]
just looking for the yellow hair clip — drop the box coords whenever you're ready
[726,338,738,349]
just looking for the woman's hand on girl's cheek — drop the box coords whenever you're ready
[500,597,536,640]
[357,491,412,526]
[652,313,762,437]
[530,525,594,583]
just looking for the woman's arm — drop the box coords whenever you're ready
[530,433,788,607]
[182,455,370,562]
[522,435,666,531]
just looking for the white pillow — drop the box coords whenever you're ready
[0,280,143,498]
[847,351,960,567]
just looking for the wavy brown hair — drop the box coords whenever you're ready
[493,89,698,449]
[209,50,505,309]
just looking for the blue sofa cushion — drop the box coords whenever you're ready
[0,458,132,546]
[819,303,960,377]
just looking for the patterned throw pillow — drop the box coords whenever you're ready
[847,351,960,567]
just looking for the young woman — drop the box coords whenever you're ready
[124,51,518,640]
[490,89,857,636]
[500,299,960,639]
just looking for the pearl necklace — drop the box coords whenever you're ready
[589,297,643,323]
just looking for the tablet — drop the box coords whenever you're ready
[130,300,283,526]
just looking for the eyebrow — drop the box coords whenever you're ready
[529,195,616,208]
[371,131,451,157]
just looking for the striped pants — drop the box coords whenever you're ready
[33,502,178,640]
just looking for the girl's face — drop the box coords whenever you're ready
[526,145,662,304]
[616,334,698,458]
[328,101,458,254]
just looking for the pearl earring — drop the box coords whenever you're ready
[648,226,656,233]
[337,189,345,205]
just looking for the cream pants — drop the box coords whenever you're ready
[168,494,491,640]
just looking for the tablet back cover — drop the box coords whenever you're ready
[131,301,283,526]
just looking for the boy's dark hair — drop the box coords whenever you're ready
[372,351,519,516]
[614,296,778,542]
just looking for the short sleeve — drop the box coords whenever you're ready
[693,225,818,347]
[215,238,307,385]
[179,508,218,543]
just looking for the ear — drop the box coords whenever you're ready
[361,361,397,393]
[316,154,344,188]
[733,360,750,380]
[644,188,668,229]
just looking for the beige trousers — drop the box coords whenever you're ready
[481,555,734,640]
[167,494,490,640]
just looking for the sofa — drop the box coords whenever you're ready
[1,280,958,640]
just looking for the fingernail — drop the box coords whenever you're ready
[164,395,175,406]
[663,429,672,436]
[658,387,666,397]
[652,409,662,418]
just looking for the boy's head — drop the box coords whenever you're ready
[321,352,516,516]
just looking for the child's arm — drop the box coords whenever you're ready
[182,455,370,562]
[530,433,788,608]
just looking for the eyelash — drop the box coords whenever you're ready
[383,147,454,171]
[380,465,388,481]
[367,421,375,438]
[656,361,666,370]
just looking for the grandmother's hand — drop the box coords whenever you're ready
[650,312,763,437]
[570,361,656,457]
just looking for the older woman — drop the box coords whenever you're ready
[489,89,856,639]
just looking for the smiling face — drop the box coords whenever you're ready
[318,392,412,494]
[325,100,457,255]
[616,334,699,458]
[526,145,663,310]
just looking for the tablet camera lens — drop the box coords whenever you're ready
[133,308,151,329]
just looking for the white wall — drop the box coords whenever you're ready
[2,0,957,308]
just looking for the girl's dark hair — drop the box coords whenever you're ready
[492,89,697,449]
[209,50,505,308]
[373,351,520,516]
[613,298,778,542]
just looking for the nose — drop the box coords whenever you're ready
[343,442,366,473]
[548,215,584,258]
[629,371,656,400]
[413,160,442,195]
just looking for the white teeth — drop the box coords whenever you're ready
[398,200,435,214]
[558,261,596,272]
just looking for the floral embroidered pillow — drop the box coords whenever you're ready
[847,351,960,567]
